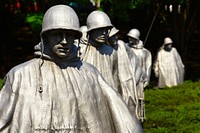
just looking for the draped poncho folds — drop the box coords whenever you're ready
[80,43,118,91]
[153,47,184,88]
[0,44,143,132]
[129,44,152,86]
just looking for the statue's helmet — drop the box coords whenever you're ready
[80,25,88,41]
[127,29,140,40]
[80,25,88,33]
[109,27,119,38]
[163,37,173,45]
[41,5,82,39]
[86,10,113,32]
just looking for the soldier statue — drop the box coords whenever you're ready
[153,37,184,88]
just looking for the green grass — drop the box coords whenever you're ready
[0,79,200,132]
[144,80,200,133]
[0,78,2,88]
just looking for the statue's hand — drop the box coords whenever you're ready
[144,81,149,88]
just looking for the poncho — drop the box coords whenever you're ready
[153,47,184,88]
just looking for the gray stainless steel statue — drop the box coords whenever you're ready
[80,25,88,45]
[80,10,119,91]
[79,25,88,57]
[153,37,185,88]
[127,28,152,122]
[108,27,142,118]
[126,29,143,88]
[128,39,152,88]
[0,5,144,132]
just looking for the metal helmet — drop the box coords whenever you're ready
[163,37,173,45]
[41,5,82,39]
[80,25,88,33]
[86,10,113,32]
[127,29,140,40]
[109,27,119,38]
[80,25,88,41]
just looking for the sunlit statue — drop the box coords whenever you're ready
[127,28,152,122]
[153,37,185,88]
[78,25,88,57]
[108,27,141,118]
[128,39,152,88]
[0,5,143,132]
[80,10,119,91]
[80,25,88,45]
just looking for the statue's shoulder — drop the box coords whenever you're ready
[118,39,125,44]
[81,61,101,75]
[8,58,39,74]
[172,47,177,51]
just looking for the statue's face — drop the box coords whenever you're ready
[109,35,118,46]
[46,30,76,58]
[89,27,110,43]
[128,37,139,45]
[164,44,172,51]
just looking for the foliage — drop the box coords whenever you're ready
[26,13,43,34]
[144,80,200,132]
[100,0,153,23]
[0,79,2,89]
[128,0,153,9]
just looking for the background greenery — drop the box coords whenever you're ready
[144,80,200,132]
[0,79,2,88]
[0,78,200,132]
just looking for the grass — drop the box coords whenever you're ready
[0,78,2,88]
[0,79,200,132]
[144,80,200,133]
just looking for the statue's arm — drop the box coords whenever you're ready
[0,73,18,131]
[98,75,144,133]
